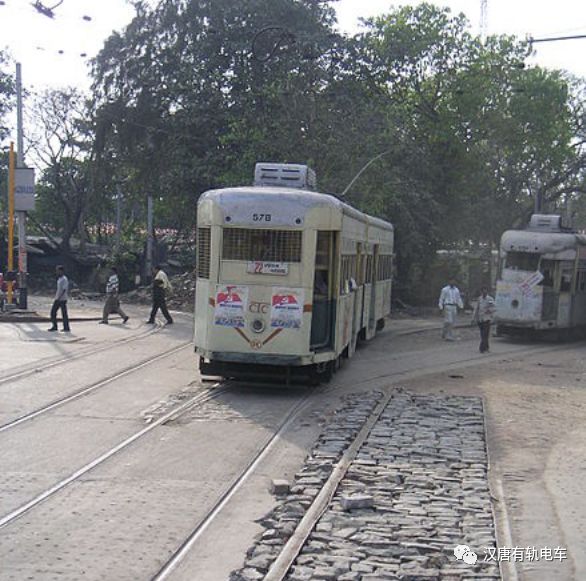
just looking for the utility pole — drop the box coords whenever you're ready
[146,194,153,282]
[115,185,122,254]
[16,63,28,309]
[7,143,15,306]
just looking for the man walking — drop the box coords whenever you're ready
[473,286,496,353]
[48,265,70,332]
[147,265,173,325]
[438,278,463,341]
[100,267,129,325]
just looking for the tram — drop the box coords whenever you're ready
[194,163,394,382]
[495,214,586,337]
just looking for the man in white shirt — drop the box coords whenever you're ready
[438,278,463,341]
[147,265,173,325]
[100,267,129,325]
[48,265,70,332]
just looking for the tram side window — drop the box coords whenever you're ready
[340,255,357,295]
[197,227,211,279]
[505,251,539,271]
[377,255,393,281]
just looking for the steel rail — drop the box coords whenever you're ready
[0,341,192,434]
[264,389,394,580]
[0,321,164,386]
[0,382,226,530]
[151,388,318,581]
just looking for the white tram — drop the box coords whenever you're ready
[495,214,586,337]
[194,163,394,382]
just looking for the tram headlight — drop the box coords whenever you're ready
[251,318,265,334]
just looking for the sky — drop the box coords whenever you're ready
[1,0,586,91]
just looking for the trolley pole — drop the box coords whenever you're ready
[7,143,15,306]
[16,63,28,309]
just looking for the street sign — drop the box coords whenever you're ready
[14,167,35,211]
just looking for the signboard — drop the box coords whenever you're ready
[519,271,544,295]
[270,288,304,329]
[214,285,248,327]
[247,261,288,276]
[15,168,35,211]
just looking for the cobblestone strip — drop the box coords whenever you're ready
[231,391,385,581]
[232,391,500,581]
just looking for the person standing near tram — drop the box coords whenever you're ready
[438,278,463,341]
[473,286,496,353]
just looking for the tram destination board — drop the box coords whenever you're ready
[247,261,289,275]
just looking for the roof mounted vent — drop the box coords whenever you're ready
[254,163,316,190]
[528,214,574,233]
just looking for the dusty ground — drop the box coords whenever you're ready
[398,340,586,581]
[0,300,583,581]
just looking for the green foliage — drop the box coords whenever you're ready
[23,1,586,300]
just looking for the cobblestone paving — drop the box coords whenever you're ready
[232,390,500,581]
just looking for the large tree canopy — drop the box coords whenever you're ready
[24,1,586,298]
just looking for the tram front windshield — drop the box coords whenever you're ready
[505,251,540,271]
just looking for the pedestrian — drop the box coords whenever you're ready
[146,265,173,325]
[100,267,129,325]
[473,286,496,353]
[48,265,70,332]
[438,278,463,341]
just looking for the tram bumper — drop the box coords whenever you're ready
[197,350,316,382]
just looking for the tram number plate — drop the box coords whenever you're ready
[252,213,272,222]
[247,261,288,275]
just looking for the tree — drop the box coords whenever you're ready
[27,88,95,252]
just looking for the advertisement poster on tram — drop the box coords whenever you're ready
[214,285,248,327]
[270,288,304,329]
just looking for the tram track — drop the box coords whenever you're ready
[0,341,192,434]
[146,339,575,580]
[0,321,164,387]
[0,336,577,579]
[0,380,227,530]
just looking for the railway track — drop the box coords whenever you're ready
[0,380,227,530]
[0,321,164,387]
[0,335,576,580]
[0,341,192,433]
[146,339,573,580]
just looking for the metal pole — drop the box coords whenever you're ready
[16,63,28,309]
[7,143,15,305]
[146,194,153,281]
[115,185,122,254]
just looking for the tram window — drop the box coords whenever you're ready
[505,251,539,271]
[223,228,302,262]
[560,270,573,292]
[197,228,211,279]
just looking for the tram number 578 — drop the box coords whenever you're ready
[252,213,272,222]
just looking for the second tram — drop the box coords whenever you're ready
[495,214,586,337]
[194,163,394,382]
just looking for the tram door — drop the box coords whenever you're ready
[310,231,336,350]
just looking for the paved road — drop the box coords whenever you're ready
[0,302,582,580]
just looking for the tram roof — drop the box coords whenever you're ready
[199,186,394,231]
[501,229,586,254]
